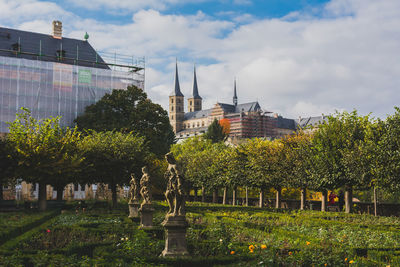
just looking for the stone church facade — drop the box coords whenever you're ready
[169,63,305,141]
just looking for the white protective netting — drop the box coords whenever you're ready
[0,56,144,132]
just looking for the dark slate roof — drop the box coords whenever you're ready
[170,62,184,97]
[297,116,328,128]
[275,117,296,130]
[218,101,262,114]
[184,109,212,120]
[0,27,109,69]
[191,66,201,99]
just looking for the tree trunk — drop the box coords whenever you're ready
[259,189,264,208]
[374,187,378,217]
[321,189,327,212]
[345,185,353,213]
[201,186,206,202]
[275,187,282,209]
[38,182,47,211]
[0,182,3,201]
[194,188,198,202]
[245,187,248,206]
[111,183,118,209]
[300,187,306,210]
[232,188,236,206]
[223,186,227,205]
[212,189,218,203]
[56,185,64,202]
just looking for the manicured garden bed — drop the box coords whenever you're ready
[0,202,399,266]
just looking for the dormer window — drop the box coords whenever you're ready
[56,49,66,59]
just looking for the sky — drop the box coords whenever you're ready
[0,0,399,119]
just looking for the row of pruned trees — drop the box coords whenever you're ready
[0,108,159,211]
[171,109,400,214]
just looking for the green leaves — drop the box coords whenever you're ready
[75,85,174,156]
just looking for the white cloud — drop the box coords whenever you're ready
[1,0,400,119]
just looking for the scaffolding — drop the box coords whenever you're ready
[0,50,145,133]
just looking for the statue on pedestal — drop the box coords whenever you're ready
[128,173,140,219]
[164,152,185,217]
[129,173,140,204]
[161,152,189,257]
[138,166,154,228]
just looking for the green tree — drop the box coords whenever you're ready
[75,85,175,156]
[204,118,228,143]
[79,131,148,208]
[0,137,16,201]
[8,108,83,211]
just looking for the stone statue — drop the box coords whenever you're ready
[129,173,140,204]
[140,166,151,206]
[164,152,185,217]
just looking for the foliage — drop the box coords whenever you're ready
[204,118,228,143]
[75,85,175,156]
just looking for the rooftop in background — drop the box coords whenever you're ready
[0,26,144,72]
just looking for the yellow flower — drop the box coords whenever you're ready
[349,260,354,264]
[249,250,254,253]
[306,241,310,245]
[345,258,348,262]
[260,244,267,250]
[249,245,255,251]
[230,251,235,255]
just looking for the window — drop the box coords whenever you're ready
[171,115,174,120]
[11,43,20,52]
[202,121,205,126]
[177,99,181,104]
[190,101,192,105]
[74,184,79,191]
[171,98,174,104]
[171,106,174,111]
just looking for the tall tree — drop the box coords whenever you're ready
[75,85,175,156]
[8,108,82,211]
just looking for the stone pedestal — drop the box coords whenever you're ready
[128,202,140,219]
[139,203,154,229]
[161,215,189,257]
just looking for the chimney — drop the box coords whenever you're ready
[52,21,62,39]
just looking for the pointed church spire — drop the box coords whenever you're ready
[192,64,202,99]
[171,60,184,97]
[233,78,238,106]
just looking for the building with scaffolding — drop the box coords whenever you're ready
[0,21,144,133]
[0,21,145,201]
[169,63,297,141]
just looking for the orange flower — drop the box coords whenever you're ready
[249,245,255,251]
[306,241,310,245]
[349,260,354,264]
[249,250,254,253]
[345,258,348,262]
[230,251,235,255]
[324,264,327,267]
[288,251,292,256]
[260,244,267,250]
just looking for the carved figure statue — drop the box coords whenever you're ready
[164,152,185,216]
[140,166,151,205]
[129,173,140,203]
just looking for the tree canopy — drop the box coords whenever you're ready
[75,85,175,156]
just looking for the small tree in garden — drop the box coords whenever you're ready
[79,131,148,208]
[8,108,83,211]
[283,132,314,210]
[311,111,372,212]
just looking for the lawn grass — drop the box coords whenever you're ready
[0,201,399,266]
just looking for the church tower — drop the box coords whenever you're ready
[187,65,202,112]
[169,62,184,133]
[233,78,238,106]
